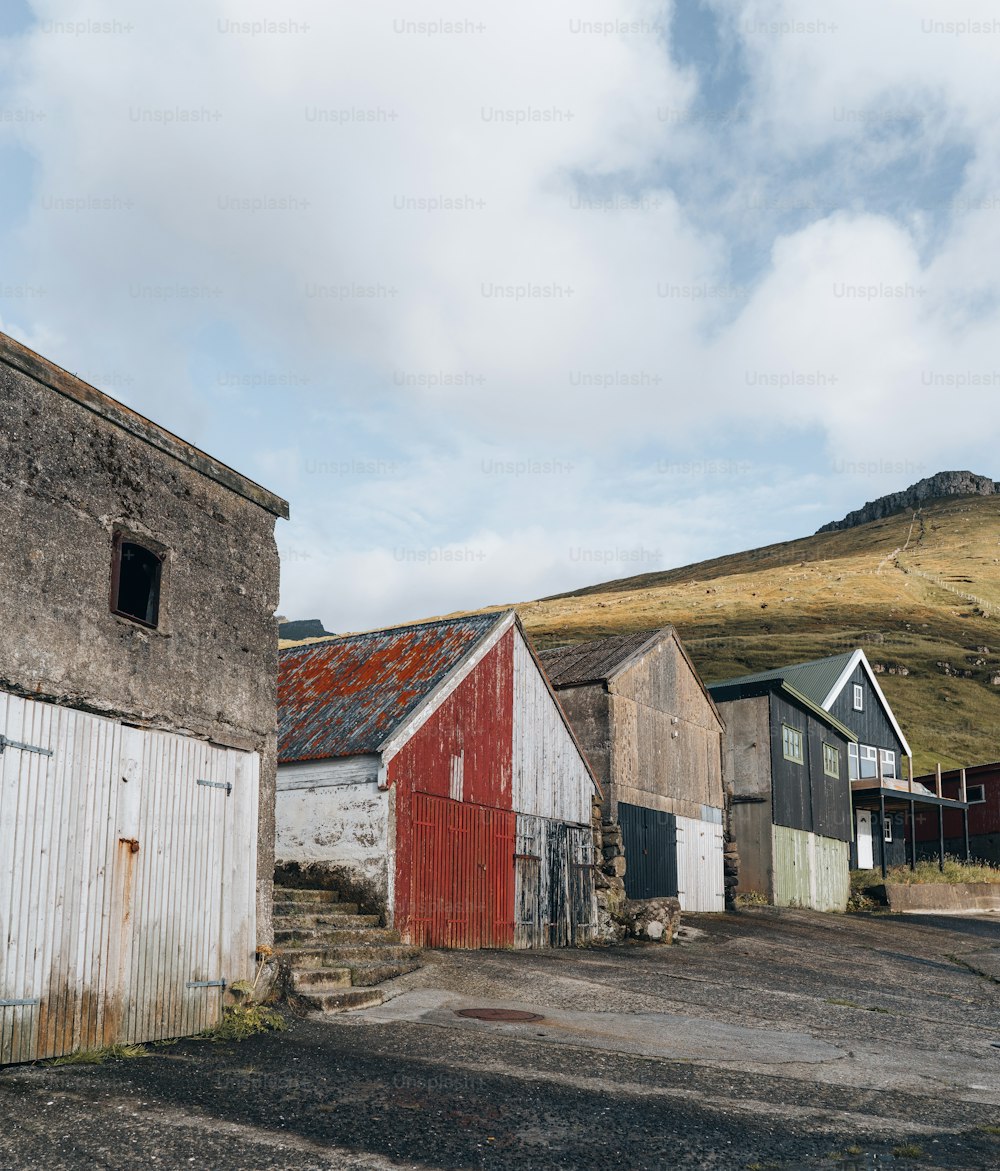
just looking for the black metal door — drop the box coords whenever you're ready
[619,803,678,899]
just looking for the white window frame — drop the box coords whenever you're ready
[782,724,804,765]
[883,817,893,842]
[848,742,859,780]
[879,748,897,780]
[853,683,864,711]
[822,742,841,779]
[859,744,878,780]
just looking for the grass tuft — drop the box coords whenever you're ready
[735,890,769,907]
[892,1141,923,1158]
[886,857,1000,885]
[199,1004,286,1043]
[49,1043,149,1066]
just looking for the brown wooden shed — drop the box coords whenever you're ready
[538,628,725,912]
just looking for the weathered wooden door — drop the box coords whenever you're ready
[1,690,259,1064]
[619,803,678,900]
[409,792,514,948]
[515,816,595,948]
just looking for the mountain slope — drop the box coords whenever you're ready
[516,494,1000,774]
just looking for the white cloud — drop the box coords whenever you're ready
[2,1,999,627]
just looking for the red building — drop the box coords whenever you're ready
[912,763,1000,863]
[276,611,599,948]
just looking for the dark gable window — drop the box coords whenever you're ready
[111,536,164,627]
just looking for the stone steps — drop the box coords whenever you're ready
[273,912,380,930]
[275,925,399,946]
[274,883,420,1013]
[308,988,386,1013]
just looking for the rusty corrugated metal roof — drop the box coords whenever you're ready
[279,612,505,763]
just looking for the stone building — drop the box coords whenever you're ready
[0,332,288,1063]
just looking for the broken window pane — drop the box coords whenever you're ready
[112,539,163,627]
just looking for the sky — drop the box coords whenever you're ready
[1,1,998,633]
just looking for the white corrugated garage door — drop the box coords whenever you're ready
[0,689,259,1064]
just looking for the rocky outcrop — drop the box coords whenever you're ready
[817,471,998,534]
[622,897,681,943]
[279,617,334,641]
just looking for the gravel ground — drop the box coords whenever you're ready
[3,908,1000,1169]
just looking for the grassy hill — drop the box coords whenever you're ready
[515,495,1000,775]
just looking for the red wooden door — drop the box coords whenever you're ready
[410,792,514,948]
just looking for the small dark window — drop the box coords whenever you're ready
[111,536,164,627]
[968,784,986,804]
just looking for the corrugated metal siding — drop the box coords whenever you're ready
[619,802,678,899]
[1,690,258,1064]
[772,825,848,912]
[390,632,514,942]
[408,792,514,948]
[514,815,595,948]
[675,815,725,912]
[513,630,592,824]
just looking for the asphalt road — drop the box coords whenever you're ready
[3,908,1000,1170]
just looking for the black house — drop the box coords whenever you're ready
[713,650,968,876]
[709,675,855,911]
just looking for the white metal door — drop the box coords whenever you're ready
[1,690,259,1064]
[856,811,874,869]
[676,815,725,912]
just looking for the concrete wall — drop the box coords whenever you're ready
[275,756,389,915]
[0,352,283,940]
[552,683,612,803]
[607,634,725,822]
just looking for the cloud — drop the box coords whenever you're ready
[2,1,998,628]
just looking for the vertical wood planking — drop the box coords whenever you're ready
[512,631,592,825]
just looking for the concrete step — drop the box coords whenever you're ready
[275,926,401,947]
[291,966,353,990]
[276,942,407,969]
[319,943,421,964]
[307,988,385,1013]
[274,888,342,904]
[273,912,380,930]
[347,959,422,986]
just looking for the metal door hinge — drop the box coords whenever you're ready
[186,980,227,990]
[0,998,39,1008]
[196,778,232,795]
[0,735,52,758]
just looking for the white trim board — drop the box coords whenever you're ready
[377,611,516,769]
[820,648,912,758]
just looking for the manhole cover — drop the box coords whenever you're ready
[454,1008,544,1023]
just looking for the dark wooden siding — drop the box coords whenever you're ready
[849,810,906,869]
[619,803,678,899]
[768,694,852,844]
[827,663,905,757]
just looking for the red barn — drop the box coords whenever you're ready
[911,763,1000,863]
[276,611,598,948]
